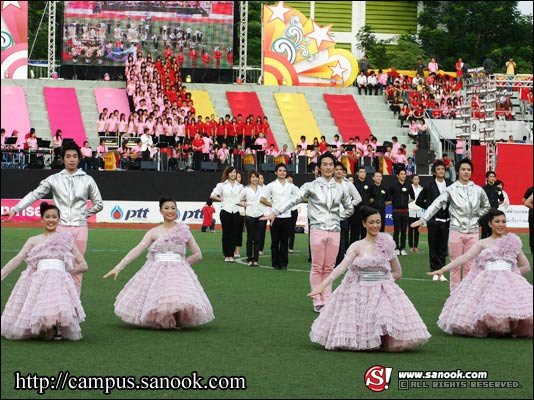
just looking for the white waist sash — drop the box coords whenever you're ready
[484,260,511,271]
[37,259,66,272]
[155,252,183,263]
[359,270,386,282]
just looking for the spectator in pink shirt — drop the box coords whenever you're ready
[217,142,230,165]
[201,133,213,162]
[81,141,95,170]
[254,132,268,166]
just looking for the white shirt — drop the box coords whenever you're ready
[211,180,244,214]
[261,179,296,218]
[409,184,424,218]
[240,186,265,218]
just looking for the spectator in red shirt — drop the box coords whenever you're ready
[201,199,216,232]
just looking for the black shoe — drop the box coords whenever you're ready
[272,265,281,270]
[280,265,288,270]
[53,324,63,341]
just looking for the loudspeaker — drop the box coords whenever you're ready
[383,140,393,148]
[286,164,296,174]
[160,152,169,171]
[417,132,430,150]
[200,161,218,171]
[140,161,157,170]
[261,163,275,172]
[297,156,307,174]
[415,150,434,165]
[365,166,376,174]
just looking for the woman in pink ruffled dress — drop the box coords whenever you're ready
[1,202,87,341]
[429,209,532,337]
[104,197,214,329]
[308,206,430,351]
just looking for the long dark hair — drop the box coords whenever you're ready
[360,206,380,222]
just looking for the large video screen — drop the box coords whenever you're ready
[62,1,234,68]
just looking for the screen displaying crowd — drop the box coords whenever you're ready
[62,0,234,68]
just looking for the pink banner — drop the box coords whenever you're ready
[1,199,97,223]
[1,1,28,79]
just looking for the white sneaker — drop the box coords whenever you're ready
[400,249,408,256]
[432,275,439,281]
[395,249,400,256]
[439,275,448,281]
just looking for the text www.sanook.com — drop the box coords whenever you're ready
[14,371,247,394]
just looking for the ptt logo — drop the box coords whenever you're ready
[177,209,203,221]
[110,205,150,221]
[364,365,392,392]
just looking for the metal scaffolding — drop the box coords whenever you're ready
[238,2,248,83]
[47,1,57,78]
[456,74,498,171]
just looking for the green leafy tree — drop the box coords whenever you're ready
[355,25,389,69]
[418,1,532,73]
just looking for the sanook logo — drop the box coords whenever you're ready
[110,205,150,221]
[1,206,40,217]
[364,366,392,392]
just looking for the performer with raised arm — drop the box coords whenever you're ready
[308,206,430,351]
[2,142,103,293]
[103,197,214,330]
[428,209,532,338]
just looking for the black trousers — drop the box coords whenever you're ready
[245,216,262,262]
[379,209,386,232]
[349,209,366,244]
[236,214,244,247]
[219,210,241,257]
[427,221,450,271]
[336,218,350,266]
[408,216,420,248]
[270,217,291,268]
[392,211,409,250]
[257,219,267,252]
[288,209,298,250]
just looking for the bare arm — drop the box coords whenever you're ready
[308,243,358,296]
[186,235,202,265]
[1,237,35,280]
[390,256,402,280]
[517,252,531,275]
[71,245,89,274]
[103,230,155,280]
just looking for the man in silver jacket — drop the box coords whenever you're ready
[411,158,490,291]
[263,153,355,312]
[3,142,103,293]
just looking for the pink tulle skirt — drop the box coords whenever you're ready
[438,270,533,337]
[1,268,85,340]
[310,279,430,351]
[114,260,214,329]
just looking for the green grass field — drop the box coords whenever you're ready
[1,227,532,399]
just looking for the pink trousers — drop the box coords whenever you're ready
[309,230,340,306]
[448,230,478,292]
[57,225,88,295]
